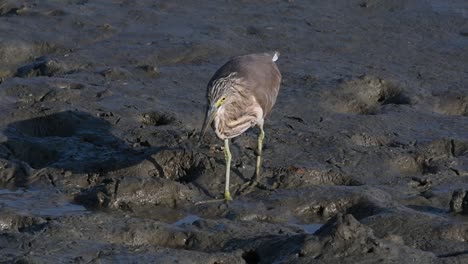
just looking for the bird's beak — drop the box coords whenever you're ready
[200,105,217,142]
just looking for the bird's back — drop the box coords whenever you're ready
[208,52,281,117]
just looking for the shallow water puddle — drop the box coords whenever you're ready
[0,188,87,217]
[172,214,323,234]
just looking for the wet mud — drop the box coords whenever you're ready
[0,0,467,263]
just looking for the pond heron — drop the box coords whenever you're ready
[200,51,281,200]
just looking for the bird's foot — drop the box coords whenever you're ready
[238,180,260,195]
[224,191,233,201]
[194,192,232,205]
[194,198,226,205]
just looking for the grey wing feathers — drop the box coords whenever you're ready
[207,52,281,116]
[238,52,281,117]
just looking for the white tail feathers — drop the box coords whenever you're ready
[272,51,280,62]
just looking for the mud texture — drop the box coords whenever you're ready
[0,0,467,263]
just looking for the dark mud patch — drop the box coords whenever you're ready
[10,111,78,137]
[3,139,61,169]
[141,111,178,126]
[2,111,137,173]
[241,250,260,264]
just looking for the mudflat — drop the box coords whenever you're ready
[0,0,467,263]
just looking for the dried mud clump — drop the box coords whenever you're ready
[239,214,436,263]
[15,56,65,78]
[450,189,468,214]
[99,67,132,80]
[75,176,200,210]
[0,40,59,79]
[149,149,209,183]
[330,75,410,114]
[136,64,160,77]
[0,1,25,16]
[270,166,362,189]
[349,132,392,147]
[75,150,211,210]
[0,158,28,187]
[413,138,468,177]
[432,90,468,116]
[0,210,46,232]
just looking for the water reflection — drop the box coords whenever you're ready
[0,188,87,217]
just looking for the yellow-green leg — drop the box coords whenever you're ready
[255,127,265,179]
[224,138,233,200]
[194,139,233,204]
[239,127,264,195]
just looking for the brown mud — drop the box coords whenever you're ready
[0,0,467,263]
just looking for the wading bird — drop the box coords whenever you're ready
[200,51,281,200]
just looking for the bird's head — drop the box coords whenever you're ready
[200,71,240,141]
[200,93,230,141]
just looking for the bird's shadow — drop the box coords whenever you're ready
[0,110,261,200]
[0,110,163,188]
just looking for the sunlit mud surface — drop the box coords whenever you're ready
[0,0,467,263]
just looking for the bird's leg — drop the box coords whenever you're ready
[255,127,265,181]
[224,138,233,200]
[193,139,233,205]
[238,127,265,195]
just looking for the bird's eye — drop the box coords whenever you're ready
[216,96,227,107]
